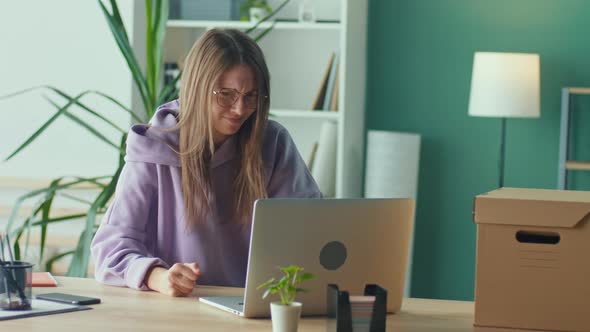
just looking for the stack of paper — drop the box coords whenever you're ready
[349,295,375,332]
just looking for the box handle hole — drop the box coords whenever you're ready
[516,231,560,245]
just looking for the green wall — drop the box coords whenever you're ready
[366,0,590,301]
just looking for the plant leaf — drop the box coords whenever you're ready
[257,277,276,290]
[0,86,44,100]
[145,0,155,101]
[88,90,141,123]
[67,163,123,277]
[38,178,60,265]
[2,85,135,132]
[99,0,152,113]
[43,96,122,152]
[157,73,181,106]
[3,93,77,161]
[31,213,89,227]
[47,87,134,130]
[253,21,277,42]
[5,176,109,234]
[45,250,75,272]
[56,192,95,206]
[298,272,315,282]
[152,0,168,110]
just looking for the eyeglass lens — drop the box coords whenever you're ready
[216,89,259,109]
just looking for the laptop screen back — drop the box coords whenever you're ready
[242,198,415,318]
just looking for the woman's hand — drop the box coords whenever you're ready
[145,263,201,297]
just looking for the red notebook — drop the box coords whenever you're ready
[32,272,58,287]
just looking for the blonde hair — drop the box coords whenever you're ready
[177,29,270,225]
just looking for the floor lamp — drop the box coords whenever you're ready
[468,52,541,188]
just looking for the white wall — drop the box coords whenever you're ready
[0,0,135,181]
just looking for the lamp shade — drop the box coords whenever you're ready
[468,52,540,118]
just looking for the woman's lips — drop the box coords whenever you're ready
[224,117,242,125]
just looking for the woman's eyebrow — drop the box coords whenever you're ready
[218,87,258,94]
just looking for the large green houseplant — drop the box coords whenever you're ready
[1,0,290,277]
[2,0,176,277]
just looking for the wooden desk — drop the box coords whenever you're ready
[1,277,520,332]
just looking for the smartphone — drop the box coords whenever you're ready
[36,292,101,305]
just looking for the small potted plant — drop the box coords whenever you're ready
[257,265,315,332]
[240,0,272,23]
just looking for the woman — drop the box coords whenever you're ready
[91,29,321,297]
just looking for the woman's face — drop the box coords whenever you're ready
[211,64,259,147]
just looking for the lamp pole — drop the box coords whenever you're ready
[498,118,506,188]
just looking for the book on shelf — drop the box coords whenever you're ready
[322,50,340,111]
[311,52,336,111]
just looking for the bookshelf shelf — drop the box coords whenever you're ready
[167,20,341,30]
[271,109,340,120]
[565,161,590,171]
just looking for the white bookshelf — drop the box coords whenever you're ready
[138,0,367,198]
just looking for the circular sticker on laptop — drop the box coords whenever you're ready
[319,241,347,270]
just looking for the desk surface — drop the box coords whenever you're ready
[2,277,519,331]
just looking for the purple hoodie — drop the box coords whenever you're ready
[91,100,321,290]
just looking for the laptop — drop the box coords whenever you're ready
[199,198,415,318]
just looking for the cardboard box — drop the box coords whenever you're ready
[473,188,590,332]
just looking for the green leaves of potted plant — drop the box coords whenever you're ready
[257,265,314,332]
[240,0,272,23]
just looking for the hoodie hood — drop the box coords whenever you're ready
[124,99,239,168]
[125,100,181,167]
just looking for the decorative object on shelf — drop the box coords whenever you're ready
[241,0,290,42]
[240,0,272,23]
[326,284,387,332]
[364,130,420,297]
[311,121,338,197]
[169,0,240,21]
[257,265,315,332]
[468,52,541,188]
[298,0,316,23]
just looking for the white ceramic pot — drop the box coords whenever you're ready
[249,7,269,24]
[270,302,302,332]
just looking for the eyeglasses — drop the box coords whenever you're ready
[212,88,267,109]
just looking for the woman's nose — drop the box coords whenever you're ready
[231,96,247,115]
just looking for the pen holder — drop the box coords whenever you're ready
[0,261,33,310]
[327,284,387,332]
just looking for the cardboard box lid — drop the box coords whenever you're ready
[473,187,590,228]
